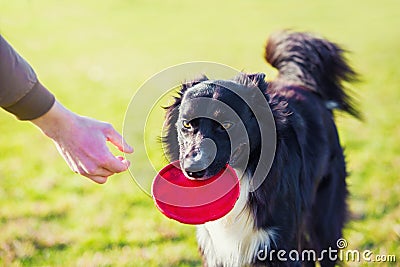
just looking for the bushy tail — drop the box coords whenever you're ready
[265,31,360,118]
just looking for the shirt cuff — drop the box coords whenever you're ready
[3,81,55,120]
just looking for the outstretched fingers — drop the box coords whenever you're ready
[104,124,134,153]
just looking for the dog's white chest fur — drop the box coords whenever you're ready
[196,176,275,267]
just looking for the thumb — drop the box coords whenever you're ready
[105,125,134,153]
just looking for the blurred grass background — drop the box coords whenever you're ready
[0,0,399,266]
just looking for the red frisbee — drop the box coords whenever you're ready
[152,161,240,224]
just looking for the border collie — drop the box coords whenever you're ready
[163,31,359,267]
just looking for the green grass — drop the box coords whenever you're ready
[0,0,399,266]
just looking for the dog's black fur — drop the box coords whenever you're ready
[162,31,359,267]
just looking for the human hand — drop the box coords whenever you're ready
[32,101,133,184]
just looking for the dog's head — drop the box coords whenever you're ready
[163,73,268,180]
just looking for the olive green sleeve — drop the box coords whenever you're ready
[0,35,55,120]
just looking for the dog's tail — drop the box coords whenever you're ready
[265,30,360,118]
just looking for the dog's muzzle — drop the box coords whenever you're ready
[182,138,217,179]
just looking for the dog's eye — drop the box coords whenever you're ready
[221,122,233,130]
[182,120,192,129]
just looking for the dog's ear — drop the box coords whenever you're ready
[162,75,209,162]
[247,73,267,91]
[162,102,180,162]
[180,75,209,94]
[233,72,270,110]
[234,73,268,93]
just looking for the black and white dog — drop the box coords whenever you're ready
[163,31,359,267]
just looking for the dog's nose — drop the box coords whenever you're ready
[183,157,207,179]
[183,153,208,179]
[183,138,217,179]
[185,169,206,179]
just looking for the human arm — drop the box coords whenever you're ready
[32,100,133,184]
[0,34,55,119]
[0,34,133,183]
